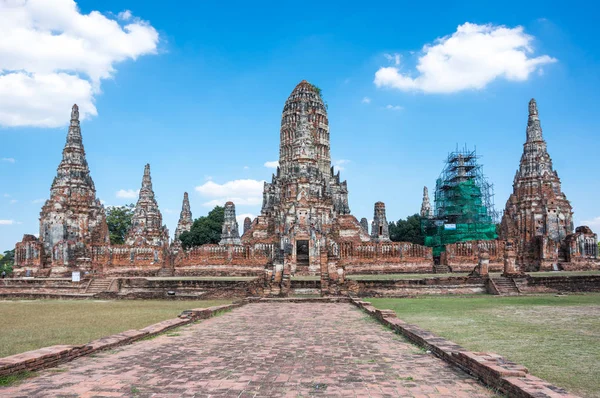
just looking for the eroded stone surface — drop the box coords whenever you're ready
[174,192,193,244]
[0,303,493,397]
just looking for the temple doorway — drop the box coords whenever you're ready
[296,240,309,266]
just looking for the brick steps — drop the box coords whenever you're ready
[85,278,113,294]
[492,277,520,295]
[433,264,451,273]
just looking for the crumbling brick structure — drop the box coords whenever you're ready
[15,105,109,275]
[173,192,193,244]
[501,99,597,270]
[219,202,241,245]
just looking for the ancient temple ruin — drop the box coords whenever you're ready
[174,192,193,244]
[500,99,596,270]
[219,202,241,245]
[371,202,390,242]
[125,164,170,248]
[14,105,109,272]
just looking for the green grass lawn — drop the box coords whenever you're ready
[367,294,600,398]
[0,299,231,358]
[527,270,600,277]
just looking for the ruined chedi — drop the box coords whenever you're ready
[420,186,432,218]
[501,99,573,270]
[40,105,109,266]
[219,201,241,245]
[360,218,369,234]
[125,164,170,248]
[174,192,193,243]
[243,217,252,235]
[371,202,391,242]
[243,80,369,271]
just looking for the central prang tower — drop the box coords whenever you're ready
[243,80,368,273]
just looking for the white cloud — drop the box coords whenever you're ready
[385,105,403,111]
[581,217,600,232]
[1,157,15,163]
[0,220,15,225]
[374,23,556,94]
[116,189,139,199]
[333,159,350,172]
[9,199,18,204]
[264,161,279,169]
[3,194,10,198]
[117,10,132,21]
[361,97,371,104]
[163,208,175,214]
[243,166,249,170]
[384,53,401,65]
[31,198,45,204]
[0,0,159,127]
[195,179,264,207]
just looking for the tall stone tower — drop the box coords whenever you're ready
[371,202,391,242]
[39,104,109,265]
[219,201,241,245]
[245,80,367,272]
[125,164,169,248]
[420,186,432,218]
[501,99,573,270]
[360,218,369,234]
[174,192,193,243]
[243,217,252,235]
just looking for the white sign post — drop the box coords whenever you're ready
[72,271,80,282]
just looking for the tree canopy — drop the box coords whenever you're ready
[0,249,15,275]
[388,214,425,245]
[179,206,225,249]
[106,204,134,245]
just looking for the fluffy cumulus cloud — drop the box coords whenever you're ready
[361,97,371,104]
[374,23,556,94]
[116,189,139,199]
[195,179,264,208]
[264,161,279,169]
[385,105,403,111]
[0,0,159,127]
[0,220,16,225]
[1,157,16,163]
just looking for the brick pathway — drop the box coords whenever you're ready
[1,303,494,397]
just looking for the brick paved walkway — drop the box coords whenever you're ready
[1,303,494,397]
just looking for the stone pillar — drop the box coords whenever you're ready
[502,240,520,276]
[478,248,489,277]
[219,201,241,245]
[243,217,252,235]
[371,202,390,242]
[420,186,432,218]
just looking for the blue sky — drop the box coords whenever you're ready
[1,0,599,252]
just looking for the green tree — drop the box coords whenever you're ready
[179,206,225,249]
[389,214,425,245]
[0,249,15,275]
[106,204,134,245]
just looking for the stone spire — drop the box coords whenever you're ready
[500,99,573,270]
[360,218,369,234]
[420,186,432,218]
[243,217,252,235]
[174,192,193,242]
[126,164,169,247]
[39,104,109,265]
[371,202,390,242]
[219,201,241,245]
[278,80,330,176]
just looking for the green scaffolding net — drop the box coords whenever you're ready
[422,148,498,257]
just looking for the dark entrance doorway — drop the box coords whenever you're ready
[296,240,309,266]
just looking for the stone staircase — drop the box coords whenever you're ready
[85,278,114,294]
[433,264,451,274]
[492,277,520,295]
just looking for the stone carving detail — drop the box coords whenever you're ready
[35,104,109,267]
[125,164,169,248]
[500,99,573,270]
[174,192,193,243]
[420,186,432,218]
[219,201,241,245]
[371,202,390,242]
